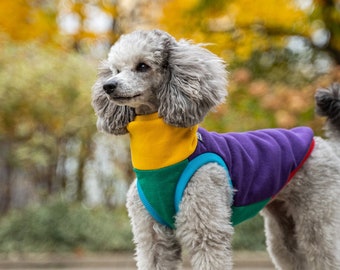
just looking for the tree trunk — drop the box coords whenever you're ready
[75,139,91,202]
[0,141,12,214]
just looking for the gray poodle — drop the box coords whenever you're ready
[92,29,340,269]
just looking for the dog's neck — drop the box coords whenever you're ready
[126,113,198,170]
[135,106,157,115]
[134,97,159,115]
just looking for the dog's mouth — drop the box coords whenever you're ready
[110,94,142,103]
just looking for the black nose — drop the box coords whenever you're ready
[103,81,118,94]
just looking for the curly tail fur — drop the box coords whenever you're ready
[315,82,340,135]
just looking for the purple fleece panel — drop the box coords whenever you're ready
[189,127,314,207]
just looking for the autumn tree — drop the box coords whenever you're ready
[0,40,98,213]
[0,0,58,44]
[0,0,120,52]
[0,0,155,213]
[57,0,119,52]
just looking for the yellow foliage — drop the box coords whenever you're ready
[160,0,201,38]
[227,0,305,30]
[0,0,57,43]
[0,0,118,50]
[160,0,309,61]
[164,0,199,10]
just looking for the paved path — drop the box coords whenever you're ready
[0,252,275,269]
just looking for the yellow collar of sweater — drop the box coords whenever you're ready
[127,113,198,170]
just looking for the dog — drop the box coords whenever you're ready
[92,29,340,270]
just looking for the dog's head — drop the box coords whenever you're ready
[92,29,228,135]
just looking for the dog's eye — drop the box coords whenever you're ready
[136,63,150,72]
[110,67,120,74]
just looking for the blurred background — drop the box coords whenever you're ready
[0,0,339,255]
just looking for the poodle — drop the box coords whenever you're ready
[92,29,340,270]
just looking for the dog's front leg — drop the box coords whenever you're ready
[126,180,182,270]
[175,163,234,270]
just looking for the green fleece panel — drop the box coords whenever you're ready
[136,159,271,228]
[231,199,270,226]
[135,159,189,228]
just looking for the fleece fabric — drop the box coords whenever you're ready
[127,113,315,228]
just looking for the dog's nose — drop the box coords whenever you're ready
[103,81,118,94]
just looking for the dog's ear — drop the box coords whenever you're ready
[91,61,135,135]
[158,39,228,127]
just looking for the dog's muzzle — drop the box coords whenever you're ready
[103,80,118,95]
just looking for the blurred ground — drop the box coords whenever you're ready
[0,252,274,269]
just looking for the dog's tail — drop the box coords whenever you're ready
[315,82,340,137]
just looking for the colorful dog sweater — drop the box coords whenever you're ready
[127,113,315,229]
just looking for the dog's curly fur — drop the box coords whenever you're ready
[92,29,340,269]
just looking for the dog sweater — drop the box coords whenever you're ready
[127,113,315,229]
